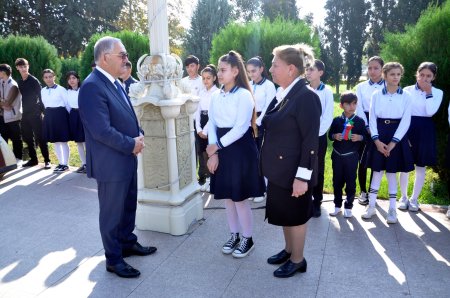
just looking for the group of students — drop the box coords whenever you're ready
[182,52,449,261]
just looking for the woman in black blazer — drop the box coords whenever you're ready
[260,44,322,278]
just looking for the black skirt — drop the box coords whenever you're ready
[407,116,436,167]
[43,107,70,143]
[446,134,450,169]
[266,181,313,226]
[69,109,85,142]
[210,127,265,201]
[367,118,414,173]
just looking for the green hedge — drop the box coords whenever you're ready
[381,0,450,181]
[209,18,320,70]
[80,31,150,80]
[60,57,81,88]
[0,35,61,83]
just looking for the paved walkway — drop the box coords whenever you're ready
[0,164,449,298]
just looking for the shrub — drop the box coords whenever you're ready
[60,57,81,88]
[80,31,150,80]
[209,18,320,70]
[0,35,61,83]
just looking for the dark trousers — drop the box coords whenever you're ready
[312,134,327,207]
[332,151,358,209]
[0,117,23,159]
[21,114,50,162]
[97,171,138,266]
[358,112,372,193]
[195,135,209,183]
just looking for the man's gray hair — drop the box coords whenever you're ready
[94,36,121,64]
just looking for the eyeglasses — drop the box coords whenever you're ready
[106,52,129,60]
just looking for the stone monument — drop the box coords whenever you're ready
[129,0,203,235]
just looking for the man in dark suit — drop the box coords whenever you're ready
[78,36,156,278]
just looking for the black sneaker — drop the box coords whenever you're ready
[76,164,86,173]
[44,162,51,169]
[53,164,63,172]
[60,165,69,171]
[222,233,240,254]
[232,236,254,258]
[312,205,321,218]
[358,192,369,205]
[23,160,38,167]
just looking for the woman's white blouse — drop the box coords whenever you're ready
[369,86,411,143]
[41,85,69,111]
[208,86,254,148]
[251,78,276,126]
[195,85,218,134]
[356,79,384,126]
[67,89,79,109]
[403,84,443,117]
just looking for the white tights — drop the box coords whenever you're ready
[368,171,398,209]
[224,199,253,238]
[399,166,426,202]
[77,142,86,165]
[54,142,70,165]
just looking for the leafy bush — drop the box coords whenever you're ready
[80,31,150,80]
[60,57,81,88]
[0,35,61,83]
[210,18,320,70]
[381,0,450,181]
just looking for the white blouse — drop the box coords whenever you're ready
[403,83,443,117]
[251,77,276,126]
[369,86,411,143]
[41,85,69,111]
[67,89,79,109]
[195,85,218,134]
[311,82,334,136]
[356,79,385,126]
[208,86,254,148]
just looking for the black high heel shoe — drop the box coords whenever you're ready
[273,258,307,278]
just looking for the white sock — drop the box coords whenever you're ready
[54,142,63,165]
[399,172,409,199]
[77,142,86,165]
[386,172,397,209]
[410,166,425,202]
[368,171,383,207]
[61,142,70,165]
[235,200,253,238]
[225,199,240,234]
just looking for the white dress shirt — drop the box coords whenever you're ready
[404,83,443,117]
[251,77,276,126]
[195,85,218,134]
[41,84,69,112]
[356,79,385,126]
[181,75,204,96]
[311,82,334,136]
[67,89,79,109]
[208,86,254,148]
[369,86,411,143]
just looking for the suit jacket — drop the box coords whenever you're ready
[78,68,141,182]
[260,79,322,189]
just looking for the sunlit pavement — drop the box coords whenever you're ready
[1,165,449,297]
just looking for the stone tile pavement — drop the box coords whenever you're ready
[0,164,449,297]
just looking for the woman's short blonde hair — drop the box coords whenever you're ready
[272,43,315,75]
[382,62,404,77]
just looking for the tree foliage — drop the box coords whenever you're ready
[184,0,233,66]
[381,0,450,178]
[0,35,61,83]
[261,0,299,21]
[79,31,149,80]
[0,0,125,57]
[210,18,320,72]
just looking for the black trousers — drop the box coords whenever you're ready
[195,115,209,182]
[312,134,327,207]
[332,151,358,209]
[0,117,23,159]
[21,113,50,162]
[97,171,138,266]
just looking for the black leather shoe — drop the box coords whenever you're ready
[273,259,307,278]
[267,250,291,265]
[106,261,140,278]
[312,206,321,218]
[123,242,157,257]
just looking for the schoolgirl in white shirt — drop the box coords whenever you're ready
[66,71,86,173]
[207,51,264,258]
[41,69,70,172]
[446,103,450,219]
[306,59,334,217]
[355,56,385,205]
[362,62,414,224]
[195,64,219,191]
[399,62,443,212]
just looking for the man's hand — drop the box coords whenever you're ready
[133,136,145,155]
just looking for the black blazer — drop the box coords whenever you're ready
[260,79,322,189]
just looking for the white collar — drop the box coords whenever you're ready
[276,77,300,102]
[96,66,116,85]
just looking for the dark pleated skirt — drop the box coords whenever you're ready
[367,118,414,173]
[407,116,436,167]
[210,127,265,201]
[43,107,70,143]
[69,109,85,142]
[266,181,313,226]
[446,134,450,169]
[195,113,209,153]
